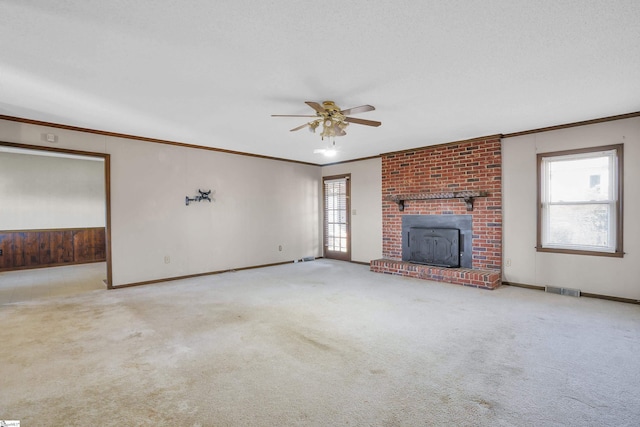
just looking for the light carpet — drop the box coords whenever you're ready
[1,259,639,426]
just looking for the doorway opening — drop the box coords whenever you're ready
[0,142,112,303]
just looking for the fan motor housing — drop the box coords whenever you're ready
[322,101,340,113]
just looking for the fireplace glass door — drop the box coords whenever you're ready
[323,175,351,261]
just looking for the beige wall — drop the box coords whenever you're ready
[502,117,640,300]
[322,158,383,263]
[0,150,105,230]
[6,114,635,299]
[0,119,322,286]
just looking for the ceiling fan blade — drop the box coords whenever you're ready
[289,123,309,132]
[271,114,317,117]
[340,105,375,115]
[305,101,326,114]
[344,117,382,127]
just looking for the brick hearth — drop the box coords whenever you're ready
[370,259,501,290]
[371,136,502,288]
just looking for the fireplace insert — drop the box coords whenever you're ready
[401,215,472,268]
[407,227,460,267]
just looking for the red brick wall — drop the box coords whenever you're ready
[382,137,502,271]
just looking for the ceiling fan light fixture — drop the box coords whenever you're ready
[308,121,320,133]
[273,100,380,148]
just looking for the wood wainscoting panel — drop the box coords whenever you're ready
[39,231,52,265]
[0,227,106,271]
[0,234,7,269]
[24,231,40,267]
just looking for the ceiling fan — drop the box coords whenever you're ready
[272,101,381,140]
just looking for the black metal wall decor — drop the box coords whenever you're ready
[186,189,213,206]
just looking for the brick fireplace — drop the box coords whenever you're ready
[370,135,502,289]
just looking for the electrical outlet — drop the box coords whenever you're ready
[278,245,283,252]
[164,255,170,264]
[505,258,512,267]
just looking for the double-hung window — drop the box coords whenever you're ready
[537,144,623,257]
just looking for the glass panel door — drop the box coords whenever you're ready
[323,175,350,261]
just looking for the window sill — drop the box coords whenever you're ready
[536,247,624,258]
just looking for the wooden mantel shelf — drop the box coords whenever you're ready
[386,191,488,211]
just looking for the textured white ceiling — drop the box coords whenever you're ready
[1,1,639,164]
